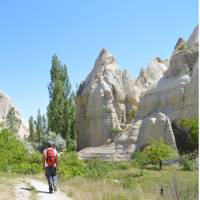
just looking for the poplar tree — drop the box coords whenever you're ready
[34,109,43,142]
[6,107,18,133]
[47,55,75,144]
[28,116,35,141]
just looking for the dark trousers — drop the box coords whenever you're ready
[45,167,57,190]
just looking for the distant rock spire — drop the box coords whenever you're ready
[187,24,199,47]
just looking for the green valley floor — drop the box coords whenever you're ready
[0,164,198,200]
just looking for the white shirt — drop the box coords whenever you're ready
[43,147,58,167]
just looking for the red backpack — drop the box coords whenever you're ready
[46,148,56,167]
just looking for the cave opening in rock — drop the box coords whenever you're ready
[172,121,197,153]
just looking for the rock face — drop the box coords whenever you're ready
[79,113,176,160]
[136,26,199,122]
[77,25,198,160]
[76,49,167,150]
[0,91,29,138]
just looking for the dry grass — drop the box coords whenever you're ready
[58,165,198,200]
[0,172,22,200]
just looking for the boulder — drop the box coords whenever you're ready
[0,91,29,138]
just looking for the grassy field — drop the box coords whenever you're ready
[58,163,198,200]
[0,164,198,200]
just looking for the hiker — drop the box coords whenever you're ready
[42,142,58,193]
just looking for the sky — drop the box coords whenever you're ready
[0,0,198,121]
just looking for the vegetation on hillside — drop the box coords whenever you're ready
[0,129,41,174]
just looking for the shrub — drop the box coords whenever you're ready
[66,139,76,152]
[84,159,114,179]
[180,154,196,171]
[40,131,66,152]
[129,106,137,119]
[134,151,150,175]
[58,151,86,179]
[110,128,121,135]
[177,41,187,50]
[0,129,41,174]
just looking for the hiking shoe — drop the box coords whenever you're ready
[54,186,57,192]
[49,186,53,193]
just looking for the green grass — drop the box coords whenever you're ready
[57,153,198,200]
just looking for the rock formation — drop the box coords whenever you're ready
[76,49,167,150]
[77,25,198,160]
[136,25,199,122]
[79,112,176,160]
[0,91,29,138]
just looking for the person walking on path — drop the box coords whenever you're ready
[42,142,58,193]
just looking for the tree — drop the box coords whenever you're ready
[34,109,44,142]
[47,55,75,145]
[134,151,150,176]
[6,107,18,133]
[28,116,35,141]
[144,139,178,170]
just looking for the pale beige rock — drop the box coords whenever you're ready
[78,26,198,160]
[135,113,176,149]
[76,49,167,150]
[187,25,199,48]
[0,91,29,138]
[76,49,137,150]
[136,27,199,122]
[78,113,176,160]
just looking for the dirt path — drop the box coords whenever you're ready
[15,181,31,200]
[15,178,72,200]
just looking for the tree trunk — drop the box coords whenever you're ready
[140,167,144,176]
[159,160,162,170]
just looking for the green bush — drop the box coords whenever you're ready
[129,106,137,119]
[110,128,121,135]
[58,151,86,179]
[181,154,196,171]
[0,129,41,174]
[66,139,76,152]
[177,41,187,50]
[84,159,114,179]
[134,151,150,175]
[40,131,66,152]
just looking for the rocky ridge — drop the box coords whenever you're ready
[76,48,167,151]
[0,91,29,138]
[77,25,198,160]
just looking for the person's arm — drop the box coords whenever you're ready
[42,152,46,169]
[55,153,58,167]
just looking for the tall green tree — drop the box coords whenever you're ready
[6,107,18,133]
[47,55,75,144]
[28,116,35,141]
[34,109,44,142]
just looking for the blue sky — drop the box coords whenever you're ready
[0,0,198,121]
